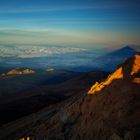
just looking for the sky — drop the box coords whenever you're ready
[0,0,140,49]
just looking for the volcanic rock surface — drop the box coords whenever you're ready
[1,54,140,140]
[0,68,35,78]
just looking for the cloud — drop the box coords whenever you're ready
[0,44,87,58]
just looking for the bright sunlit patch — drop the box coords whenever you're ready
[20,137,30,140]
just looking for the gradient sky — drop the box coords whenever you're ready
[0,0,140,48]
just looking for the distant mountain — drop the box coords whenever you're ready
[1,54,139,140]
[92,46,139,72]
[0,69,82,97]
[0,68,35,78]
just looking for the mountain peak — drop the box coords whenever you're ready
[92,45,139,72]
[120,46,136,51]
[88,54,140,94]
[113,46,138,54]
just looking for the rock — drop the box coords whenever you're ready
[124,131,134,140]
[46,68,55,72]
[22,69,35,74]
[0,68,35,78]
[109,133,123,140]
[88,54,140,94]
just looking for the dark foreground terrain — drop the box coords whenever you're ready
[0,69,108,126]
[0,54,140,140]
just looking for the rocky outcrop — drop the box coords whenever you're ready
[0,68,35,78]
[22,69,35,75]
[46,68,55,72]
[88,54,140,94]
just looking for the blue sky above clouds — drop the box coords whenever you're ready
[0,0,140,51]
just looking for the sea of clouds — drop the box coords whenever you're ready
[0,45,88,58]
[0,44,107,71]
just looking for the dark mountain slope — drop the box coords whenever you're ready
[0,54,140,140]
[92,46,139,72]
[0,69,81,97]
[0,71,108,126]
[72,46,139,72]
[38,54,140,140]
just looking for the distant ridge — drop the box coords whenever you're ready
[117,46,135,51]
[71,46,139,72]
[92,46,139,72]
[109,46,138,55]
[0,68,35,78]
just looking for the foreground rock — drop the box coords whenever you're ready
[88,54,140,94]
[0,54,140,140]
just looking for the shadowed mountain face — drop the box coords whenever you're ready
[0,55,140,140]
[0,69,81,96]
[91,46,139,72]
[72,46,139,72]
[0,70,108,126]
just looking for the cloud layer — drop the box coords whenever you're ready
[0,45,87,58]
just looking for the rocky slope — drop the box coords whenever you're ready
[0,54,140,140]
[88,54,140,94]
[0,68,35,78]
[0,71,108,126]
